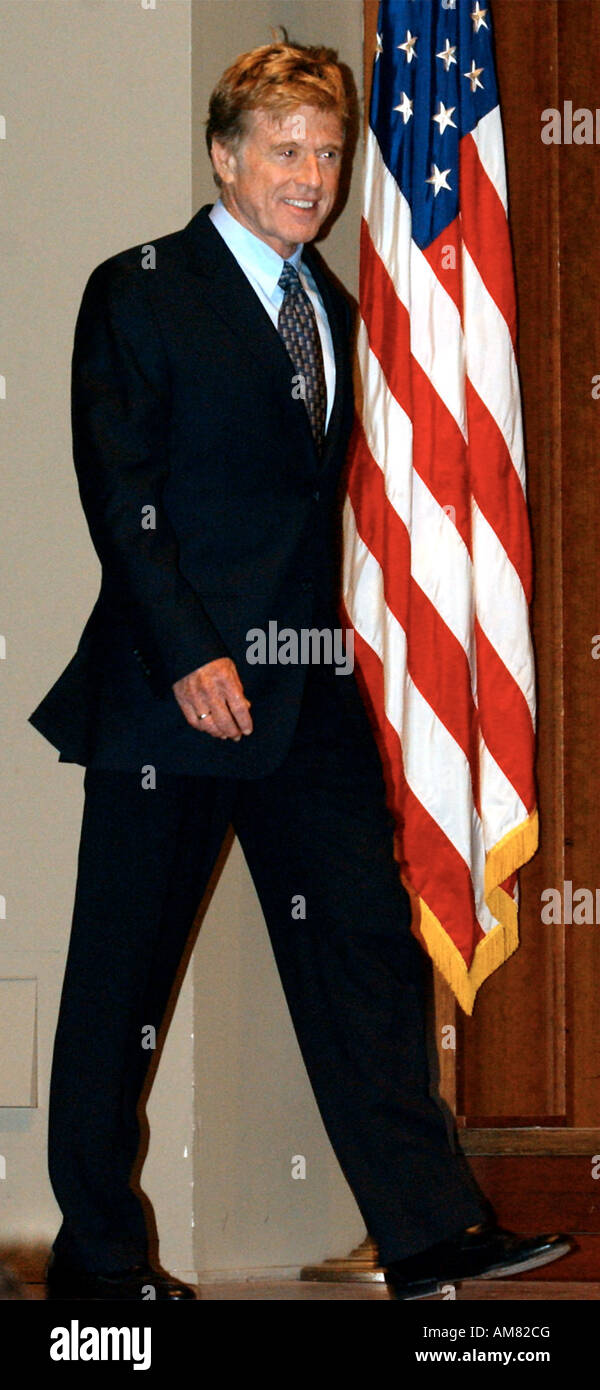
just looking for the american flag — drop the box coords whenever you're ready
[342,0,538,1013]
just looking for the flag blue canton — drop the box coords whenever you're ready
[371,0,499,250]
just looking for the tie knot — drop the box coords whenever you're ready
[278,260,301,295]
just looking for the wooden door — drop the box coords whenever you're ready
[364,0,600,1278]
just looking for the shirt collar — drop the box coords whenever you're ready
[209,198,304,299]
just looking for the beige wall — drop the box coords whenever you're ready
[0,0,194,1275]
[1,0,364,1281]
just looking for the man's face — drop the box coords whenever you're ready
[211,103,344,258]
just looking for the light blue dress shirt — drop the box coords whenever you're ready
[209,198,336,430]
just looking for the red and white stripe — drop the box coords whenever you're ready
[342,110,536,1000]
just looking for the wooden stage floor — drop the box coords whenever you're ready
[24,1278,600,1300]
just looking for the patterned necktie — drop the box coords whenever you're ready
[277,261,327,453]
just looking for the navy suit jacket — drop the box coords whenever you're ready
[28,204,356,776]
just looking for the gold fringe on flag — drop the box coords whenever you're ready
[409,809,539,1015]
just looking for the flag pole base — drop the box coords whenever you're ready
[300,1234,386,1282]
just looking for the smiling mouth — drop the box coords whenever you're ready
[282,198,319,210]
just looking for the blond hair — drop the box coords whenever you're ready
[206,40,348,185]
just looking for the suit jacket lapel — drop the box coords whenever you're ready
[183,205,349,472]
[301,242,349,469]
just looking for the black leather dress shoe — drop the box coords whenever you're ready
[46,1252,197,1301]
[384,1223,574,1300]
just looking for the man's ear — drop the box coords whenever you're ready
[210,138,238,187]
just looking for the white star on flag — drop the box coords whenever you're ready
[426,163,452,196]
[464,59,484,92]
[394,92,414,124]
[471,4,488,33]
[398,30,418,63]
[436,38,457,71]
[375,32,383,61]
[432,101,457,134]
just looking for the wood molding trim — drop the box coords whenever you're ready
[460,1128,600,1157]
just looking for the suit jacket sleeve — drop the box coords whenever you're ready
[71,258,231,697]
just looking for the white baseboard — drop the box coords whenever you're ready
[179,1266,303,1285]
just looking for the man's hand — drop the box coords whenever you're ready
[172,657,253,741]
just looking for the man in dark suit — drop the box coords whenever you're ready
[31,40,570,1300]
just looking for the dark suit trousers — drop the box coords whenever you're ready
[48,661,487,1272]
